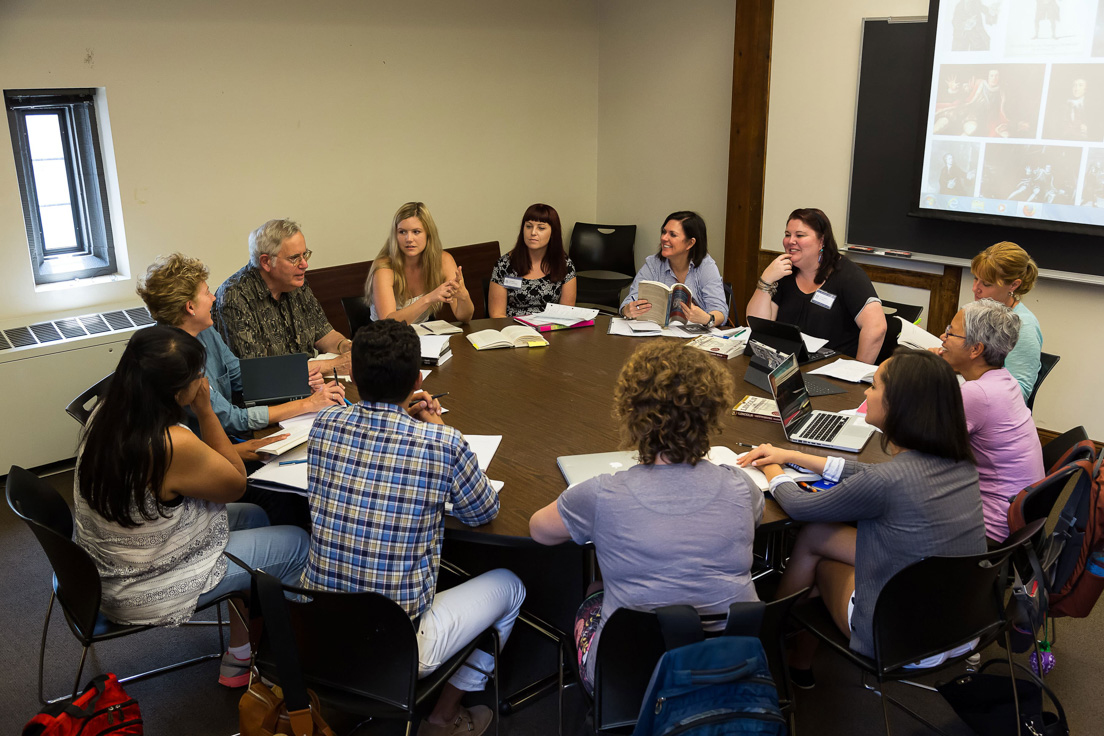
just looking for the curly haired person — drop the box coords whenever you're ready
[529,340,763,693]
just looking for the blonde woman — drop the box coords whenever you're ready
[366,202,474,324]
[968,241,1042,400]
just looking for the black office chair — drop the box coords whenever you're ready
[874,315,905,365]
[65,373,113,426]
[880,299,923,325]
[1041,426,1092,474]
[569,223,637,310]
[340,295,373,337]
[6,466,237,704]
[790,519,1045,735]
[591,594,804,735]
[722,281,738,327]
[228,554,499,736]
[1026,352,1060,411]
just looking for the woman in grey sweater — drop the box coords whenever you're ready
[739,349,986,685]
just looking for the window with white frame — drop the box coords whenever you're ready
[5,88,118,285]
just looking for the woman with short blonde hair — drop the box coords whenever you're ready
[968,241,1043,399]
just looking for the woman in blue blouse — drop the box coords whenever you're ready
[488,203,577,317]
[620,211,728,328]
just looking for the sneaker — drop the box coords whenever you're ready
[788,666,816,690]
[418,705,493,736]
[218,651,251,688]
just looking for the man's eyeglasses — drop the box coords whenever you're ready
[281,250,313,266]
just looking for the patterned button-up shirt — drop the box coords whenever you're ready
[213,264,333,359]
[301,402,499,620]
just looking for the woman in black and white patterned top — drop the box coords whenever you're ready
[489,203,577,317]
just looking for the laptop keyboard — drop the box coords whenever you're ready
[797,413,849,443]
[804,381,838,397]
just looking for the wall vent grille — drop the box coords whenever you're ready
[0,306,153,354]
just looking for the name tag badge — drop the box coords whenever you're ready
[811,289,837,310]
[502,276,523,290]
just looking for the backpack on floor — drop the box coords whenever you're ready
[631,632,785,736]
[23,673,142,736]
[1009,452,1104,619]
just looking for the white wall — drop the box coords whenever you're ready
[764,0,1104,439]
[596,0,736,271]
[0,0,599,326]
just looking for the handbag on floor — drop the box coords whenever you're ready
[23,672,142,735]
[937,659,1068,736]
[239,571,335,736]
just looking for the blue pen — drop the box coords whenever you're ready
[333,368,352,406]
[279,459,308,466]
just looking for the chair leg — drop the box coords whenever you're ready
[72,644,91,701]
[492,631,501,736]
[557,639,565,736]
[879,684,894,736]
[1005,631,1023,736]
[37,592,56,705]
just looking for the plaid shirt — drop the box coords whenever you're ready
[302,402,498,619]
[212,264,333,359]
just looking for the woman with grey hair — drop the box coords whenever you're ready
[937,298,1044,542]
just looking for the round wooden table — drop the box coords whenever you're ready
[348,316,889,543]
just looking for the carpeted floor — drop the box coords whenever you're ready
[2,463,1101,734]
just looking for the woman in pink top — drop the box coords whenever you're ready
[937,298,1045,541]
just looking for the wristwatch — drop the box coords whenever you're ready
[705,314,716,328]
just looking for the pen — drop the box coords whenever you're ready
[731,442,756,450]
[279,459,308,466]
[408,391,449,407]
[333,368,353,406]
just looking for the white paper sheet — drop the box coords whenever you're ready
[462,434,502,471]
[807,358,877,383]
[800,333,830,353]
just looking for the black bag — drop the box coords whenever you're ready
[937,660,1068,736]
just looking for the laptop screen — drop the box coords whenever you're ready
[768,353,813,434]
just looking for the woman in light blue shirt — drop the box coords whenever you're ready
[969,242,1043,401]
[620,211,728,327]
[138,254,345,441]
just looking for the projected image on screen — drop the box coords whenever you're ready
[918,0,1104,232]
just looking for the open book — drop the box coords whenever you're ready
[466,325,549,350]
[637,280,695,327]
[413,320,462,336]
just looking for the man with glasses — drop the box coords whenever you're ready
[214,218,351,372]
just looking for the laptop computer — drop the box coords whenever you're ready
[743,316,838,365]
[743,316,843,396]
[767,352,875,453]
[557,451,638,486]
[238,353,311,407]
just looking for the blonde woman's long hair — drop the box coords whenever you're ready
[365,202,447,315]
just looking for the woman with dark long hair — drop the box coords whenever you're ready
[620,211,728,327]
[74,325,309,688]
[747,208,886,363]
[738,349,986,686]
[488,203,576,317]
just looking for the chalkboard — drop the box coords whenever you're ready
[846,18,1104,282]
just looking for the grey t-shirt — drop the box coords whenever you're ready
[557,461,763,682]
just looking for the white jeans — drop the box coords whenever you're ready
[415,568,526,692]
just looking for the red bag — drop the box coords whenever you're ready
[23,673,142,735]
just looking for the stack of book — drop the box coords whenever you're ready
[514,304,599,332]
[420,334,452,366]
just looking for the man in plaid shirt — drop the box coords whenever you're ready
[303,319,525,736]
